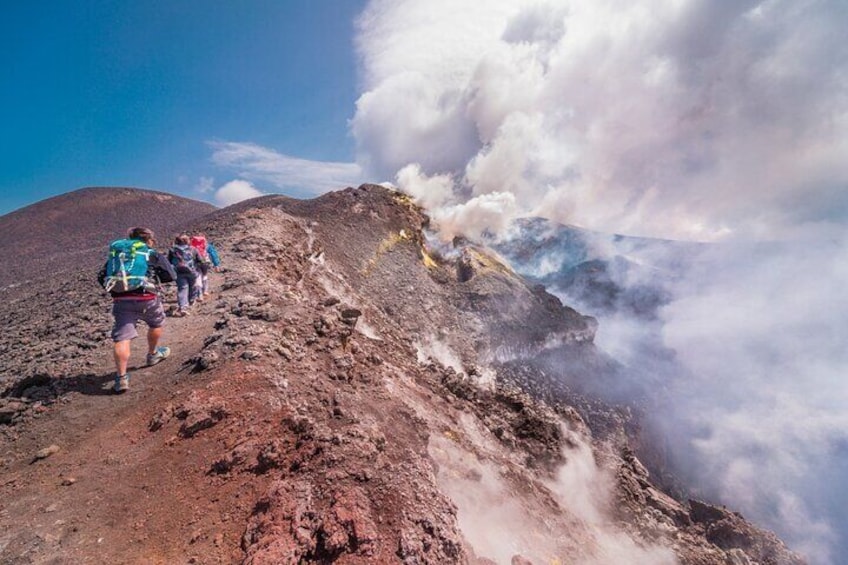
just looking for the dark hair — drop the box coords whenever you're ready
[175,234,190,246]
[128,227,155,244]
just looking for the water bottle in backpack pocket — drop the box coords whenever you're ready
[104,239,151,293]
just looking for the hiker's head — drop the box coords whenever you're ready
[175,234,191,246]
[127,227,155,245]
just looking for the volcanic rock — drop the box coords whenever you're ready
[33,444,60,461]
[0,185,805,565]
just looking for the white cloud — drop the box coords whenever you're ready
[354,0,848,241]
[209,140,362,197]
[214,179,264,207]
[195,176,215,194]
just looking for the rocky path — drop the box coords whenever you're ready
[0,275,302,563]
[0,290,255,564]
[0,200,467,564]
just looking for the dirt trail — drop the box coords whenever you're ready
[0,289,256,564]
[0,199,457,564]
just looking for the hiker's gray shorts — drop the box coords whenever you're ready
[111,298,166,342]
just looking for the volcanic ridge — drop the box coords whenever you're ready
[0,185,803,564]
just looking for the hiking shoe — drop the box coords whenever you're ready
[147,346,171,366]
[114,373,130,394]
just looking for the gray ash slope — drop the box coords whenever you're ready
[0,185,803,564]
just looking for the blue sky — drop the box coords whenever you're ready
[0,1,367,214]
[4,0,845,239]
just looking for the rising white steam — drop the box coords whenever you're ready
[430,418,677,564]
[354,0,848,241]
[537,231,848,564]
[415,334,465,374]
[398,163,520,240]
[658,236,848,564]
[354,1,848,562]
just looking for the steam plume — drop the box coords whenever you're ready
[430,419,676,564]
[354,1,848,562]
[354,0,848,241]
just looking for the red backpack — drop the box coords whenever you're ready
[190,236,209,263]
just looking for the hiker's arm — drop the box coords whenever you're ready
[153,251,177,283]
[97,262,107,289]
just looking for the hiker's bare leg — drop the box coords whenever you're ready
[147,327,163,356]
[114,340,131,376]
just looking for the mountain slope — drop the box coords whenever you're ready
[0,185,803,564]
[0,186,216,290]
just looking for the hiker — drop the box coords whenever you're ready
[98,227,176,393]
[190,233,221,300]
[168,234,202,316]
[208,240,221,272]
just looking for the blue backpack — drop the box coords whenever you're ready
[104,239,152,293]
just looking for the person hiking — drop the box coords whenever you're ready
[98,227,176,393]
[207,240,221,271]
[168,234,201,316]
[190,233,221,300]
